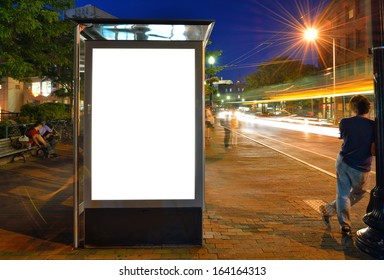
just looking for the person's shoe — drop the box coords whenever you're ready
[319,205,330,225]
[341,225,352,235]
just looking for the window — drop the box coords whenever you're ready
[346,33,354,50]
[357,59,365,74]
[339,65,345,79]
[338,38,345,49]
[348,9,354,20]
[356,29,365,49]
[344,6,354,22]
[348,62,355,76]
[356,0,365,17]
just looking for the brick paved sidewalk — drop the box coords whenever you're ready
[0,125,374,260]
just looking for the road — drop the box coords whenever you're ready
[234,115,376,184]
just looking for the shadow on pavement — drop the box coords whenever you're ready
[0,145,74,245]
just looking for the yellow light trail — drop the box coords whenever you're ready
[238,79,373,104]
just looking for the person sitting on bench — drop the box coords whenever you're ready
[26,121,57,158]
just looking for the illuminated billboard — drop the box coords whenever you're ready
[84,41,203,207]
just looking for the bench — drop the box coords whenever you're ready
[0,137,36,163]
[0,124,38,163]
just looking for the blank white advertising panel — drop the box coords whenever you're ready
[91,47,196,201]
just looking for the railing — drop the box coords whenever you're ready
[0,111,20,121]
[0,123,29,139]
[48,120,73,144]
[0,120,73,144]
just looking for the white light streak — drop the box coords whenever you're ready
[239,114,339,137]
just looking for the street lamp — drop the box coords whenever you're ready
[304,28,317,41]
[304,28,336,93]
[304,28,336,121]
[208,56,215,66]
[208,56,215,107]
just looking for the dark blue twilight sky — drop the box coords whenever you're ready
[74,0,331,82]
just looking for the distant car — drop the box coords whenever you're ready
[274,109,290,116]
[217,110,232,119]
[264,109,290,117]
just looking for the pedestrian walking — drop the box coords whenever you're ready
[205,105,214,140]
[320,95,376,235]
[230,110,239,147]
[220,113,231,149]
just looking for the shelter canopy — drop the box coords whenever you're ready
[74,18,214,46]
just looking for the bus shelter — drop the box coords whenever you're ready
[72,19,214,247]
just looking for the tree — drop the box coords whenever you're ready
[245,56,318,90]
[45,21,75,104]
[0,0,74,81]
[205,42,223,105]
[205,51,223,78]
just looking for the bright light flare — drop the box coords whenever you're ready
[242,1,333,68]
[304,28,318,41]
[238,114,339,138]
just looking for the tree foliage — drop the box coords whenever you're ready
[45,22,75,101]
[205,50,223,77]
[20,102,70,121]
[245,56,318,90]
[0,0,74,81]
[205,41,223,103]
[204,76,219,100]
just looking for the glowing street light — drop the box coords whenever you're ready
[304,28,336,122]
[208,56,215,65]
[207,56,215,107]
[304,28,318,41]
[304,28,335,93]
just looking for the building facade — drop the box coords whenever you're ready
[321,0,373,121]
[213,80,245,106]
[320,0,372,84]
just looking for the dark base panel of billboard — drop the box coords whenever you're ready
[84,208,202,247]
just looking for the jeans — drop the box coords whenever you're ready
[327,155,370,228]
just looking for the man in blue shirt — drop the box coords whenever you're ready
[321,95,375,235]
[38,120,59,158]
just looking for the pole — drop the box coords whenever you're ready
[209,62,213,107]
[333,38,336,94]
[208,56,215,107]
[355,0,384,259]
[73,24,80,249]
[332,38,337,124]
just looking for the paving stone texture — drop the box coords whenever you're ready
[0,126,375,260]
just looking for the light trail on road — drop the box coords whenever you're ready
[238,114,340,137]
[221,117,376,179]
